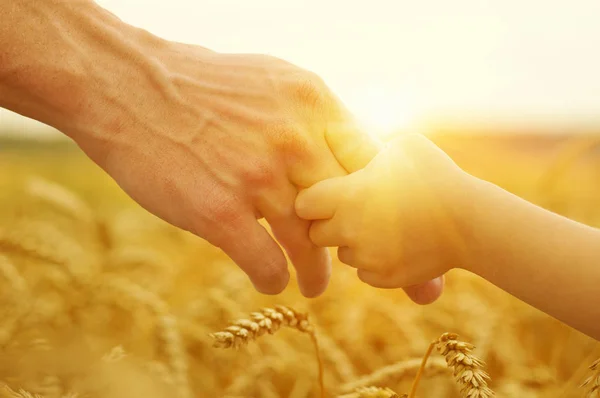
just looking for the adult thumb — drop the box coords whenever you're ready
[324,98,383,173]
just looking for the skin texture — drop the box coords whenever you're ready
[297,134,600,339]
[0,0,443,300]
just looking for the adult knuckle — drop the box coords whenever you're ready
[272,123,312,156]
[242,160,277,188]
[263,197,293,219]
[305,70,326,88]
[211,202,243,227]
[286,74,326,109]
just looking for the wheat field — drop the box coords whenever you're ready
[0,133,599,398]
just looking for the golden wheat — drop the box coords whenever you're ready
[337,386,403,398]
[315,329,357,383]
[409,332,494,398]
[24,338,62,398]
[97,277,192,398]
[156,314,192,398]
[224,358,277,395]
[0,254,29,346]
[0,384,43,398]
[288,374,315,398]
[581,358,600,397]
[23,177,94,225]
[339,357,448,394]
[436,333,494,397]
[0,254,27,293]
[210,305,325,398]
[101,346,127,363]
[209,305,313,348]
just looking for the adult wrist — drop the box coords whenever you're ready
[53,3,171,140]
[0,1,172,139]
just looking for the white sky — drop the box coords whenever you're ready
[2,0,600,137]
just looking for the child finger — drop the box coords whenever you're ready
[337,246,357,266]
[309,218,346,247]
[402,276,445,305]
[357,269,445,304]
[296,176,347,220]
[338,247,385,272]
[356,269,400,288]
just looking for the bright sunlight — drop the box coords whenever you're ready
[344,85,416,141]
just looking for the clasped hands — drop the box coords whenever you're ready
[71,39,447,303]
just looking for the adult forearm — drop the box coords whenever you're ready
[0,0,178,143]
[463,177,600,339]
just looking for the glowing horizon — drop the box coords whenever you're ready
[2,0,600,137]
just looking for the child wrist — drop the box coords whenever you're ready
[447,172,485,274]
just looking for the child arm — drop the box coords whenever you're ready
[462,177,600,340]
[297,134,600,340]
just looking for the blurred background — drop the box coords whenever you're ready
[1,1,600,397]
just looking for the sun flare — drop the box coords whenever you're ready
[344,85,416,141]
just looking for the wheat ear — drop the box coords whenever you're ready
[210,305,325,398]
[0,384,43,398]
[581,358,600,397]
[409,332,494,398]
[209,305,313,347]
[102,278,191,398]
[337,386,404,398]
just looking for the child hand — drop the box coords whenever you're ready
[296,134,471,295]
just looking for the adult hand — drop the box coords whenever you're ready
[76,45,382,298]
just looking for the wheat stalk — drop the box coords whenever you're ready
[156,314,192,398]
[409,332,494,398]
[210,305,325,398]
[581,358,600,397]
[339,357,448,394]
[289,374,315,398]
[23,338,62,398]
[101,346,126,363]
[0,384,43,398]
[337,386,404,398]
[0,254,30,346]
[24,177,94,224]
[315,327,357,383]
[225,357,279,395]
[0,254,27,293]
[100,278,191,398]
